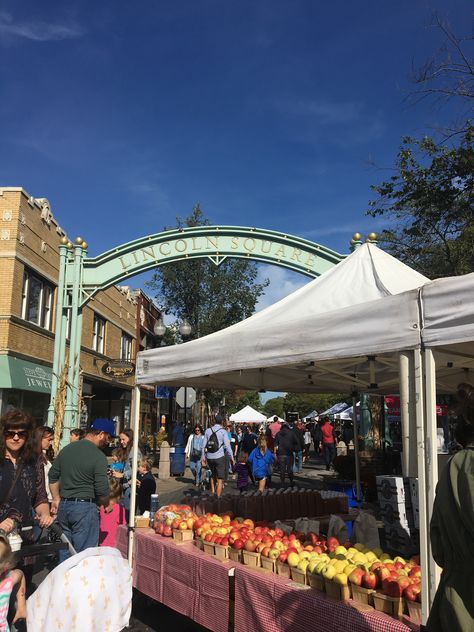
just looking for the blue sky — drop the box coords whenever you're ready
[1,1,470,309]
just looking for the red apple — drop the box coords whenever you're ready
[327,537,339,552]
[163,525,172,537]
[404,583,422,602]
[232,539,245,550]
[361,572,377,590]
[278,552,288,563]
[274,528,284,538]
[261,547,271,557]
[409,566,421,579]
[348,569,364,586]
[244,540,257,552]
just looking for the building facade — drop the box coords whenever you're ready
[0,187,159,432]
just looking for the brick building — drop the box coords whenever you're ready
[0,187,159,431]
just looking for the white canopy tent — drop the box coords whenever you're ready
[136,244,428,392]
[229,405,267,424]
[267,415,284,422]
[130,245,474,625]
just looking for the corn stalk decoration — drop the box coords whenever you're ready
[53,358,69,456]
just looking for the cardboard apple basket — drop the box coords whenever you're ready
[350,584,375,606]
[276,560,291,578]
[242,550,261,567]
[260,556,277,573]
[308,573,325,592]
[324,578,351,601]
[228,547,243,563]
[213,543,229,561]
[290,567,308,586]
[172,528,194,543]
[406,600,421,623]
[372,592,405,618]
[203,541,216,556]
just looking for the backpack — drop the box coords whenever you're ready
[205,428,222,454]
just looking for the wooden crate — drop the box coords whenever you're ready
[260,557,277,573]
[351,584,375,606]
[406,600,422,623]
[242,550,261,567]
[203,541,216,556]
[172,529,194,543]
[276,560,291,578]
[290,567,307,585]
[324,579,351,601]
[214,543,229,561]
[373,592,405,617]
[308,573,325,592]
[228,548,243,563]
[194,537,204,551]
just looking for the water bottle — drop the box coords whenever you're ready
[149,494,159,527]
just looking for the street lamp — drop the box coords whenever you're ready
[153,318,166,344]
[178,319,192,340]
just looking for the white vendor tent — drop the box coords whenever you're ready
[136,244,429,392]
[266,415,284,422]
[229,405,267,424]
[131,244,474,625]
[302,410,318,421]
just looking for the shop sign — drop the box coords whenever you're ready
[102,359,135,378]
[0,357,53,394]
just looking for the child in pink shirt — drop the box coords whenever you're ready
[99,479,126,547]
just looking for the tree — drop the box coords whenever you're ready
[148,204,269,337]
[367,129,474,277]
[410,15,474,135]
[148,204,269,424]
[263,393,348,419]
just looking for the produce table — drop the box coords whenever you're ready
[116,526,230,632]
[117,526,419,632]
[234,565,416,632]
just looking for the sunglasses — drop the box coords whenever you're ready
[4,430,28,440]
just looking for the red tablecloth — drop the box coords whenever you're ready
[234,565,415,632]
[116,526,230,632]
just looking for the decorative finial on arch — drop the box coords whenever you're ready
[350,232,363,252]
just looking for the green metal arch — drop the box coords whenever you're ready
[78,226,346,302]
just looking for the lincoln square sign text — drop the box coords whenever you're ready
[50,225,347,430]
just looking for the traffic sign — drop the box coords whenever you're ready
[176,387,196,408]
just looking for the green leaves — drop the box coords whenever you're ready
[367,128,474,277]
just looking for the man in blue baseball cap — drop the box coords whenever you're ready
[49,419,116,559]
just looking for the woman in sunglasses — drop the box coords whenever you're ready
[0,410,53,536]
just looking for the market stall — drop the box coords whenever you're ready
[117,526,230,632]
[130,246,474,626]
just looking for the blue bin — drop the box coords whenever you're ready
[170,446,185,476]
[326,479,362,508]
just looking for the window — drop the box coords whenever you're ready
[21,270,54,330]
[93,314,106,354]
[121,333,133,361]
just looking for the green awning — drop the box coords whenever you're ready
[0,356,53,394]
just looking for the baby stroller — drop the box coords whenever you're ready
[19,523,132,631]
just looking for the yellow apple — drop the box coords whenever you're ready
[333,573,348,585]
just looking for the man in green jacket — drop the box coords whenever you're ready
[49,419,114,560]
[427,384,474,632]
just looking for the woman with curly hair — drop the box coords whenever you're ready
[427,383,474,632]
[0,410,53,537]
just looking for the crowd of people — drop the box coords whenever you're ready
[182,413,341,498]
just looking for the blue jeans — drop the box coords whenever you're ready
[189,458,202,485]
[293,450,303,473]
[57,500,99,562]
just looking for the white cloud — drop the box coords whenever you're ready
[256,265,308,311]
[0,11,83,42]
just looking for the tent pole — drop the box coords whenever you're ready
[399,352,410,478]
[128,385,141,566]
[413,349,429,624]
[424,348,441,607]
[352,392,362,503]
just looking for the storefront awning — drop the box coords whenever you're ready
[0,356,53,394]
